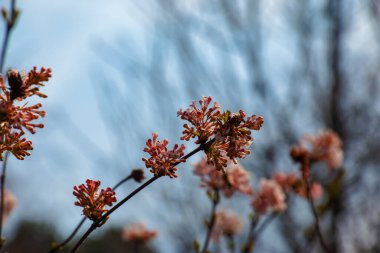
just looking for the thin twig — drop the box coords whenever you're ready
[0,152,9,248]
[0,0,17,73]
[49,174,134,252]
[241,214,259,253]
[70,140,209,253]
[70,176,160,253]
[201,189,220,253]
[305,178,330,253]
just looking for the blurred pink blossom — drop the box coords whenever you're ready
[211,209,244,242]
[194,156,253,197]
[122,222,158,243]
[252,179,286,214]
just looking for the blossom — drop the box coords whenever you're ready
[177,96,220,144]
[73,179,117,221]
[130,169,145,183]
[8,67,51,100]
[305,130,343,169]
[2,190,16,223]
[142,133,186,178]
[178,96,264,171]
[122,222,158,243]
[291,130,343,170]
[193,156,253,197]
[252,179,286,214]
[0,67,51,160]
[211,209,244,242]
[215,110,264,163]
[272,171,298,192]
[273,171,323,200]
[0,131,33,160]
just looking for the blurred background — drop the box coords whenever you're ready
[1,0,380,252]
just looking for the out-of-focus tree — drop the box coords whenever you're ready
[80,0,380,252]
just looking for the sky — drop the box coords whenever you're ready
[1,2,232,252]
[2,0,160,238]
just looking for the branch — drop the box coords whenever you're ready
[305,178,330,253]
[70,140,209,253]
[200,189,220,253]
[49,174,133,253]
[0,0,17,73]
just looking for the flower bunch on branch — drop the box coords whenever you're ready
[0,67,51,160]
[73,179,116,221]
[142,133,186,178]
[178,96,263,171]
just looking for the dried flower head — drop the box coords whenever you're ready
[8,67,51,100]
[211,209,244,242]
[142,133,186,178]
[178,96,263,171]
[252,179,286,215]
[122,222,158,243]
[0,67,51,160]
[130,169,145,183]
[193,156,252,197]
[73,179,117,221]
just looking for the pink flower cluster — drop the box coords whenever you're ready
[291,130,343,170]
[273,171,323,200]
[178,96,263,171]
[0,67,51,160]
[73,179,117,221]
[251,171,324,215]
[211,209,244,242]
[122,222,158,243]
[142,133,186,178]
[177,96,220,144]
[252,179,286,214]
[193,156,253,197]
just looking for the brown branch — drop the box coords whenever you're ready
[200,189,220,253]
[70,140,209,253]
[0,0,17,73]
[305,178,330,253]
[49,174,134,252]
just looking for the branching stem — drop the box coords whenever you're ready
[70,140,209,253]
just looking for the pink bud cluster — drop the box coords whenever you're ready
[0,67,51,160]
[291,130,343,170]
[211,209,244,242]
[273,171,323,200]
[122,222,158,243]
[178,96,263,171]
[193,156,253,197]
[142,133,186,178]
[73,179,117,221]
[252,179,287,214]
[251,171,324,215]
